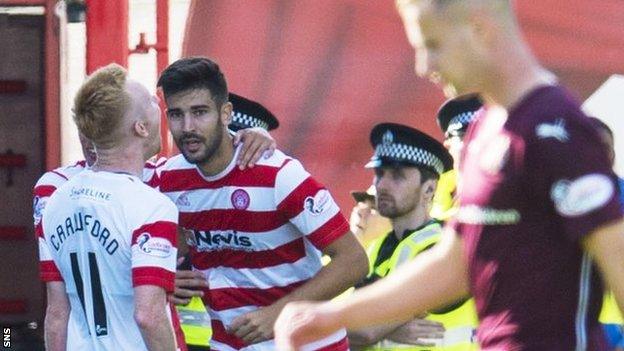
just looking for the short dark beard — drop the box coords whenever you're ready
[176,119,224,166]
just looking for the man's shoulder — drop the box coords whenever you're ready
[403,221,443,246]
[34,160,87,192]
[254,149,294,169]
[159,154,193,172]
[512,85,587,133]
[122,175,174,206]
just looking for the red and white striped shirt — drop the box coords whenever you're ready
[157,147,350,351]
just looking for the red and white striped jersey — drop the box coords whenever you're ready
[40,169,180,350]
[157,147,350,351]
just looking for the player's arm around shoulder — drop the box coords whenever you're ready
[583,217,624,318]
[44,281,70,351]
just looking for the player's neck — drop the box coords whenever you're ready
[90,143,145,178]
[197,133,235,177]
[483,47,556,110]
[391,206,430,240]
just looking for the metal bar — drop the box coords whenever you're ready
[45,0,61,170]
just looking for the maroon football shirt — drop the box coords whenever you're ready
[452,85,623,350]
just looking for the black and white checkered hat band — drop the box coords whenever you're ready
[374,142,444,175]
[448,111,477,132]
[231,112,269,130]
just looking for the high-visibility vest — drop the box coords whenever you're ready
[177,296,212,347]
[430,170,458,221]
[600,292,624,324]
[365,233,396,281]
[367,222,479,351]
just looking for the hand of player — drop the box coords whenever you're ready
[171,267,208,306]
[233,127,276,169]
[387,318,445,346]
[274,301,342,351]
[229,303,282,345]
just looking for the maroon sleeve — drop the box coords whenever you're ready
[527,114,623,242]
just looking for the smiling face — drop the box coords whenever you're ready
[165,88,232,166]
[398,1,486,97]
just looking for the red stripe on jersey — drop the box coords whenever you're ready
[317,336,349,351]
[159,165,279,192]
[35,224,43,238]
[132,267,175,292]
[144,173,160,188]
[209,280,305,311]
[180,209,288,233]
[50,170,69,181]
[306,213,350,250]
[40,260,63,282]
[143,158,167,169]
[192,237,306,270]
[277,176,325,220]
[132,221,177,245]
[169,303,188,351]
[211,319,247,350]
[33,185,57,198]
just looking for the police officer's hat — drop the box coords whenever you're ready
[229,93,279,131]
[365,123,453,176]
[436,93,482,138]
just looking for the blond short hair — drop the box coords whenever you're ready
[73,63,130,146]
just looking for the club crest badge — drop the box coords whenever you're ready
[382,130,394,145]
[231,189,251,210]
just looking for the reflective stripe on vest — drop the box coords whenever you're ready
[177,296,212,347]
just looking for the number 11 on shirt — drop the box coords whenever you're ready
[70,252,108,337]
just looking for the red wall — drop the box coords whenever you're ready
[183,0,624,214]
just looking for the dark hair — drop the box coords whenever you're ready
[157,56,228,107]
[418,166,439,183]
[380,162,441,183]
[588,117,613,138]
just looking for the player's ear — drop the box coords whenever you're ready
[133,120,149,138]
[221,101,233,125]
[422,179,437,202]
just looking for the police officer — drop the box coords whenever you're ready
[174,92,279,351]
[228,93,279,132]
[349,123,478,350]
[430,94,483,221]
